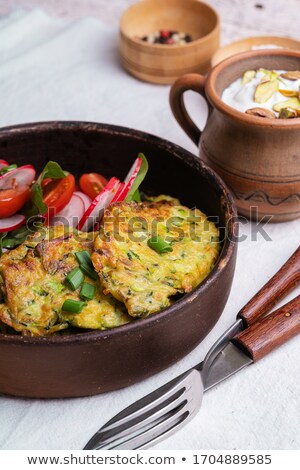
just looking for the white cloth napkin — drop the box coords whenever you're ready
[0,9,300,451]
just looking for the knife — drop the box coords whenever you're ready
[200,244,300,388]
[203,294,300,390]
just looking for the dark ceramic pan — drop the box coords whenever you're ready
[0,121,237,398]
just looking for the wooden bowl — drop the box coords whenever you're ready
[211,36,300,67]
[0,121,237,398]
[119,0,220,84]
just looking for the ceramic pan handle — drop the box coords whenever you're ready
[169,73,211,146]
[238,246,300,327]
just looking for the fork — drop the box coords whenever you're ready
[84,245,300,450]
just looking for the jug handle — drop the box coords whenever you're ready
[169,73,212,147]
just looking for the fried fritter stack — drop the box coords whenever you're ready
[0,198,220,335]
[0,226,130,335]
[92,197,220,317]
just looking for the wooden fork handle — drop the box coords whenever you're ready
[238,245,300,327]
[234,294,300,361]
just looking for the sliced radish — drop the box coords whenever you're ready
[0,165,36,190]
[118,157,142,201]
[78,177,120,232]
[49,193,85,228]
[0,159,9,170]
[111,182,125,203]
[124,158,142,184]
[74,191,92,212]
[0,214,25,232]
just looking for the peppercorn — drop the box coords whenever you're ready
[140,30,193,45]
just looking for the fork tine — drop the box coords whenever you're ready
[100,399,200,450]
[94,403,187,450]
[84,370,203,450]
[102,370,192,432]
[91,384,194,449]
[126,405,201,450]
[137,406,200,450]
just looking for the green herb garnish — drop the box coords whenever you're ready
[75,250,93,267]
[125,153,148,202]
[65,267,84,291]
[26,161,68,218]
[0,164,17,176]
[131,189,141,202]
[79,263,98,281]
[0,232,7,256]
[62,299,86,314]
[147,236,173,254]
[80,282,96,301]
[75,251,98,280]
[2,235,27,249]
[0,217,45,252]
[25,183,48,218]
[37,161,68,185]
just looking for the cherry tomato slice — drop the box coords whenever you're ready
[0,185,30,218]
[79,173,108,199]
[43,173,75,220]
[41,178,52,190]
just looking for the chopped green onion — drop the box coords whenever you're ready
[65,267,84,290]
[75,250,93,267]
[79,263,98,281]
[80,282,96,301]
[75,250,98,280]
[147,236,173,254]
[62,299,86,314]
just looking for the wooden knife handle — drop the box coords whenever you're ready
[238,245,300,327]
[234,295,300,361]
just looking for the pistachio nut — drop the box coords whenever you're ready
[278,89,298,98]
[254,80,279,104]
[242,70,256,84]
[273,97,300,112]
[280,71,300,81]
[278,107,298,119]
[245,107,276,118]
[259,70,278,83]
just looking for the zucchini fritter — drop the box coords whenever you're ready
[92,197,220,317]
[0,226,130,336]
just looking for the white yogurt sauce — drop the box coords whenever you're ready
[222,70,300,114]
